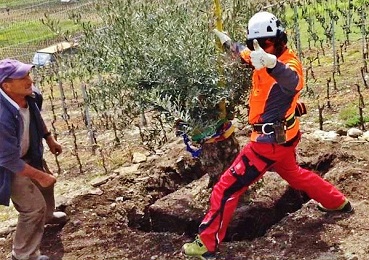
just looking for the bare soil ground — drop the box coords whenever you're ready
[0,119,368,260]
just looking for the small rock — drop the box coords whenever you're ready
[148,155,160,162]
[132,152,147,163]
[176,156,184,163]
[87,188,104,195]
[0,226,15,237]
[155,149,164,155]
[311,130,339,141]
[347,128,363,138]
[114,164,140,175]
[90,175,115,187]
[72,220,82,226]
[362,131,369,141]
[115,197,124,202]
[344,252,359,260]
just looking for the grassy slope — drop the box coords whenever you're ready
[0,0,98,47]
[0,0,43,9]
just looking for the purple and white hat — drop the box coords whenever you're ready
[0,59,34,85]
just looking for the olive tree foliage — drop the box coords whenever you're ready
[68,0,256,147]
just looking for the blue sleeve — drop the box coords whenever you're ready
[0,169,12,206]
[233,42,247,54]
[268,62,299,95]
[0,118,25,206]
[0,121,26,174]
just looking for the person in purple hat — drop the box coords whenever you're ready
[0,59,68,260]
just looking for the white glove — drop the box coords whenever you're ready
[250,39,277,70]
[213,29,232,45]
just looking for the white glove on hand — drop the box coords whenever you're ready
[213,29,232,45]
[250,39,277,70]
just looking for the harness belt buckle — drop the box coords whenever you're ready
[261,123,274,135]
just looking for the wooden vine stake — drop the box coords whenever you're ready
[293,5,303,61]
[81,82,98,153]
[355,84,366,131]
[318,99,325,131]
[359,6,368,73]
[99,148,108,175]
[48,94,61,175]
[360,67,368,88]
[70,124,83,174]
[43,78,61,175]
[326,78,331,109]
[56,69,70,124]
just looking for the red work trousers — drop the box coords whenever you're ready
[199,134,346,252]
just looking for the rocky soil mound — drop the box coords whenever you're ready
[1,124,368,260]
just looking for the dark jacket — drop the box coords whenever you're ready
[0,90,45,206]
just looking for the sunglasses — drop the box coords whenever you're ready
[246,38,271,51]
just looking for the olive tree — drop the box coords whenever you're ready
[72,0,252,147]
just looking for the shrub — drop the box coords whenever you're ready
[339,105,369,127]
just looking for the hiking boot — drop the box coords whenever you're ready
[45,211,68,225]
[182,235,216,260]
[317,199,354,213]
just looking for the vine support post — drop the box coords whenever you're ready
[356,84,366,131]
[293,5,302,61]
[56,70,69,123]
[326,78,331,109]
[318,100,325,131]
[360,7,368,73]
[331,18,337,75]
[81,82,97,151]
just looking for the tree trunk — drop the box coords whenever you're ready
[199,133,240,188]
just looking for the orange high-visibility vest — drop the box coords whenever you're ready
[240,48,303,142]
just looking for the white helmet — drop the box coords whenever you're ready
[247,11,284,39]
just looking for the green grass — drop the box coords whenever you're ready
[0,0,52,8]
[0,0,99,51]
[339,105,369,127]
[0,21,54,45]
[0,20,82,47]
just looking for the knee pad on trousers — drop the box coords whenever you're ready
[230,155,262,187]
